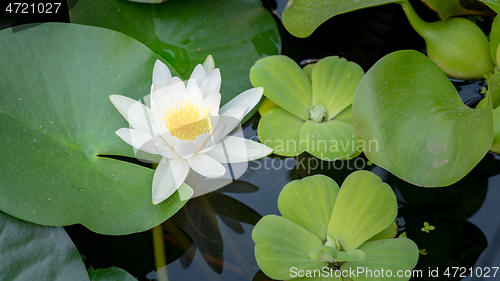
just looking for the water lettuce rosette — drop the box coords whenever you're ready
[252,171,419,280]
[250,55,364,161]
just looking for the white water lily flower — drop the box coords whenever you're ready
[110,56,272,204]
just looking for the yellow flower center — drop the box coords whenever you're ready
[164,99,211,141]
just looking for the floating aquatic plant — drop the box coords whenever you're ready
[252,171,419,280]
[110,55,272,204]
[421,222,435,233]
[353,50,493,187]
[250,55,364,161]
[401,1,494,80]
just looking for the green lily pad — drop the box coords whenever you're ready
[278,175,339,242]
[88,267,137,281]
[328,171,397,251]
[0,23,193,235]
[353,50,493,187]
[70,0,280,110]
[281,0,400,38]
[0,210,89,281]
[252,215,326,280]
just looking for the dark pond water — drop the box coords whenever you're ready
[7,0,500,280]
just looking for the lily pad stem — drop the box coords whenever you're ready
[152,162,168,281]
[153,225,169,281]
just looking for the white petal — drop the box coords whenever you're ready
[115,128,158,154]
[162,129,179,148]
[154,141,178,159]
[152,60,172,91]
[220,104,248,137]
[185,84,204,104]
[206,136,273,163]
[151,77,185,113]
[150,79,185,138]
[152,158,190,204]
[203,92,221,116]
[165,77,187,107]
[199,122,226,153]
[200,69,221,98]
[187,64,206,89]
[219,87,263,117]
[110,95,159,135]
[191,132,211,150]
[174,140,198,159]
[203,55,215,74]
[187,153,226,178]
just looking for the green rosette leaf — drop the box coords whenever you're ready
[366,221,398,242]
[311,57,364,120]
[250,55,312,120]
[353,50,493,187]
[328,171,397,251]
[278,175,339,241]
[253,215,326,280]
[334,106,354,125]
[294,276,347,281]
[0,23,192,235]
[299,120,357,160]
[341,238,419,281]
[258,108,305,156]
